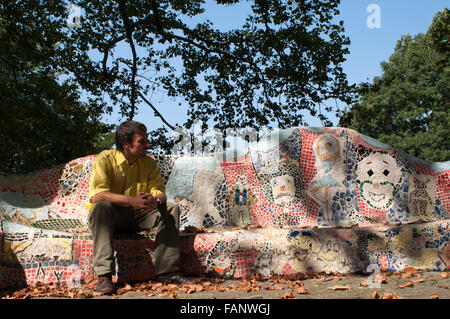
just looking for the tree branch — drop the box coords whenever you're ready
[136,91,176,131]
[117,0,138,119]
[105,71,176,131]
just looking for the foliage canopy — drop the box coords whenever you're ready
[1,0,356,171]
[58,0,354,151]
[339,9,449,162]
[0,1,112,173]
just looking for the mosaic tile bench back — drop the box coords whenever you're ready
[1,127,448,232]
[0,127,449,286]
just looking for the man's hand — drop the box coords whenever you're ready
[154,192,167,204]
[134,192,158,212]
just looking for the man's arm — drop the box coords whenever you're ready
[91,191,158,210]
[147,157,166,202]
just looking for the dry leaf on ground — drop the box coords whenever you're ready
[282,292,294,299]
[392,292,405,299]
[274,285,284,290]
[379,272,388,284]
[294,287,308,294]
[328,285,351,291]
[382,291,393,299]
[398,281,414,289]
[412,278,425,283]
[401,267,418,278]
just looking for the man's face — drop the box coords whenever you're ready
[125,130,150,159]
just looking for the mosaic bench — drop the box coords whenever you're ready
[1,127,449,288]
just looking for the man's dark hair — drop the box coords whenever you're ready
[115,120,147,151]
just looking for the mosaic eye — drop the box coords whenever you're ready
[367,169,374,176]
[334,244,340,252]
[383,169,390,176]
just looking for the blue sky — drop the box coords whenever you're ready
[100,0,448,130]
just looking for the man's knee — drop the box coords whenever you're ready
[89,201,115,227]
[162,202,180,229]
[165,202,180,218]
[92,201,114,211]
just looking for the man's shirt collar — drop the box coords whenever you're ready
[115,149,129,166]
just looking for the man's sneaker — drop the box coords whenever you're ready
[156,272,193,284]
[96,274,115,295]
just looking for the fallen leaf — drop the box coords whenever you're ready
[294,287,308,294]
[392,292,405,299]
[412,278,425,284]
[328,286,351,291]
[441,272,449,278]
[195,285,204,292]
[401,267,418,278]
[360,280,368,287]
[398,281,414,289]
[186,287,196,294]
[123,284,132,291]
[91,291,103,297]
[331,276,341,282]
[372,290,379,299]
[379,272,388,284]
[382,291,393,299]
[282,292,294,299]
[430,295,439,299]
[238,281,249,288]
[182,226,207,233]
[274,285,284,290]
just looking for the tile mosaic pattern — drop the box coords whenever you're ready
[0,127,449,287]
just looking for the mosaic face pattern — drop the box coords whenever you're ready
[314,133,341,164]
[271,174,295,206]
[356,152,402,210]
[0,127,448,287]
[205,239,237,276]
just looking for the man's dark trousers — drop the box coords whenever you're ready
[88,201,180,277]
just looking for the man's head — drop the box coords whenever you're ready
[115,120,150,161]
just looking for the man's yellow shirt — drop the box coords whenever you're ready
[85,149,165,213]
